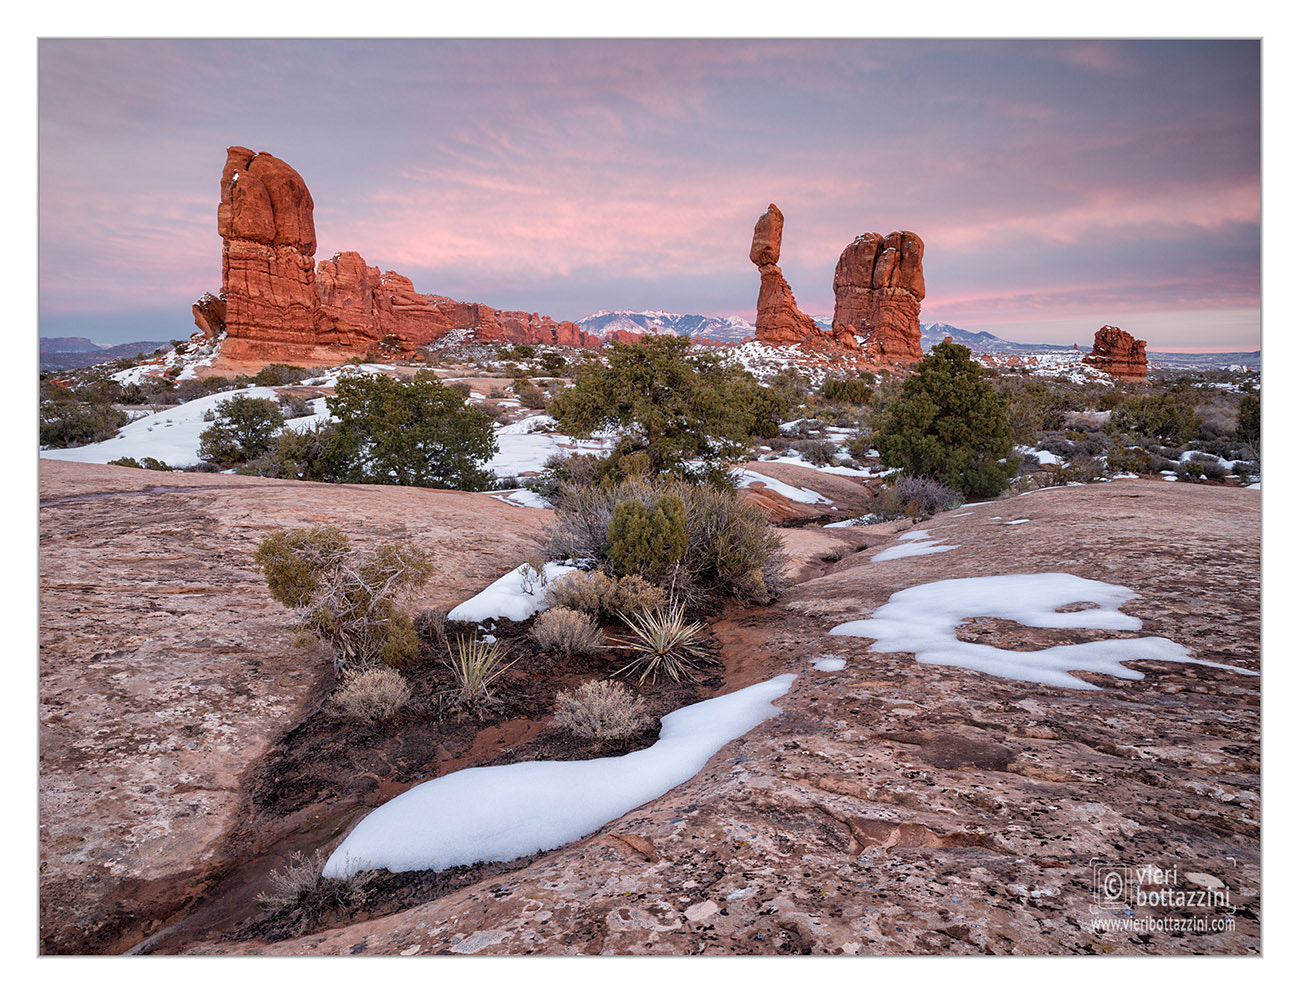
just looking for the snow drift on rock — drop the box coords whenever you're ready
[829,573,1258,690]
[323,673,798,876]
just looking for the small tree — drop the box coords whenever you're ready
[326,372,498,489]
[548,335,789,482]
[1108,393,1200,444]
[198,395,285,462]
[1236,390,1260,453]
[874,342,1014,498]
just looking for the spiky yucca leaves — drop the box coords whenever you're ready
[446,634,514,708]
[607,601,715,685]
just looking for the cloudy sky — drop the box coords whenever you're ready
[38,38,1260,351]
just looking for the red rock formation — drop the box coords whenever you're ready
[1082,325,1148,380]
[750,205,823,347]
[831,230,925,365]
[202,147,594,366]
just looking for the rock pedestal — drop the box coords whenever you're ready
[831,230,926,364]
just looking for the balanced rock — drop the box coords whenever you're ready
[1082,325,1148,380]
[750,205,823,347]
[832,230,925,364]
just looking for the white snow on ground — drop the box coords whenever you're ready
[735,469,831,506]
[39,387,326,466]
[759,454,885,478]
[810,656,846,672]
[323,673,798,876]
[829,573,1259,690]
[446,562,579,622]
[488,489,554,510]
[871,529,959,561]
[496,414,557,435]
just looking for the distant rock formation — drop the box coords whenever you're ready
[749,205,925,367]
[1082,325,1148,380]
[203,146,596,366]
[831,230,925,365]
[750,205,824,347]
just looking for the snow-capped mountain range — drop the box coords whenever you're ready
[572,311,1259,370]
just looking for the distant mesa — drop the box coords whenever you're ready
[750,203,925,367]
[1082,325,1148,380]
[202,146,608,368]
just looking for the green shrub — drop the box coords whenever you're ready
[820,375,874,405]
[198,395,285,463]
[548,335,791,481]
[607,602,714,685]
[326,372,498,489]
[39,399,128,449]
[1046,456,1105,486]
[255,364,309,387]
[253,527,433,674]
[1105,445,1152,476]
[874,342,1015,497]
[553,680,650,741]
[531,607,603,656]
[107,456,174,472]
[1108,394,1200,443]
[606,496,689,578]
[1237,391,1260,452]
[546,479,785,604]
[237,422,346,482]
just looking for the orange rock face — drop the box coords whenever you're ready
[1082,325,1148,380]
[832,230,925,364]
[750,204,823,348]
[203,147,595,366]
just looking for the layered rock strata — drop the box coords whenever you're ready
[1082,325,1148,380]
[204,147,595,366]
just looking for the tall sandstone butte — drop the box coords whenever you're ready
[206,146,595,366]
[1082,325,1148,380]
[749,204,925,366]
[831,230,926,365]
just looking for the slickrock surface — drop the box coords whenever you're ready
[38,460,554,954]
[186,479,1259,955]
[1083,325,1148,381]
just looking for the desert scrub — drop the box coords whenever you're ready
[553,680,651,741]
[607,602,714,685]
[546,478,785,605]
[545,569,668,620]
[531,607,603,655]
[819,374,874,405]
[255,850,375,935]
[869,475,964,523]
[254,526,433,675]
[107,456,175,472]
[329,667,412,722]
[446,634,513,710]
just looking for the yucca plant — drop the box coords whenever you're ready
[607,601,715,685]
[446,634,514,708]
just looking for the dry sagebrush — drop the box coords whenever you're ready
[553,680,651,741]
[530,607,603,655]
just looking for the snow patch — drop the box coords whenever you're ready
[446,562,578,622]
[829,573,1258,690]
[323,673,798,876]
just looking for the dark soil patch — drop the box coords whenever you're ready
[188,616,724,947]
